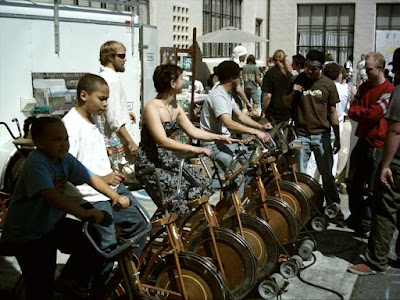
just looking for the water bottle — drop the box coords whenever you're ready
[109,131,122,164]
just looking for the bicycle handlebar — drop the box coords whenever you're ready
[0,119,22,140]
[82,205,151,260]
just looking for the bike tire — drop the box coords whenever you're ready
[264,179,311,225]
[220,214,279,281]
[186,227,257,300]
[0,197,6,228]
[281,172,324,216]
[244,195,299,244]
[146,252,228,299]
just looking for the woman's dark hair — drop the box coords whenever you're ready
[292,54,306,69]
[26,116,63,144]
[153,64,183,93]
[306,50,325,65]
[246,54,256,65]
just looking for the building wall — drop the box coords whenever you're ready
[150,0,269,80]
[269,0,400,67]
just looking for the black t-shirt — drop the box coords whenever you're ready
[262,66,293,122]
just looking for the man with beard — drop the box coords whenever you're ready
[98,41,138,166]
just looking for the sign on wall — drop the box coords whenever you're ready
[376,30,400,68]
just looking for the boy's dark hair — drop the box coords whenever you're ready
[77,74,108,101]
[153,64,183,93]
[216,60,241,83]
[246,54,256,65]
[306,50,325,66]
[29,116,63,145]
[292,54,305,69]
[323,63,341,80]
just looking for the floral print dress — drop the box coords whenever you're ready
[135,120,212,217]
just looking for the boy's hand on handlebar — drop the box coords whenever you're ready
[102,172,126,186]
[112,195,130,209]
[83,209,104,224]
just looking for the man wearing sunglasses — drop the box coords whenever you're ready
[283,49,343,222]
[98,41,138,169]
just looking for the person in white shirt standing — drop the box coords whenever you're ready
[98,41,137,166]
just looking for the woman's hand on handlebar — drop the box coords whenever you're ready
[192,146,212,157]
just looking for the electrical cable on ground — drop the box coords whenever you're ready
[297,253,345,300]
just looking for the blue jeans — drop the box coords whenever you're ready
[294,132,340,204]
[90,183,150,254]
[205,142,253,199]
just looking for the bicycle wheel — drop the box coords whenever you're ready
[244,196,298,244]
[264,179,311,225]
[220,214,278,281]
[186,227,257,300]
[281,172,324,216]
[146,252,228,300]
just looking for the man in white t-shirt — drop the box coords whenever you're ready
[98,41,137,162]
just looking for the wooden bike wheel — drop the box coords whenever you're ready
[244,196,299,244]
[220,214,278,281]
[186,227,257,300]
[281,172,324,217]
[146,252,228,300]
[264,180,311,225]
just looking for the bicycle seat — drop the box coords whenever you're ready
[13,137,35,148]
[187,195,209,208]
[151,213,178,227]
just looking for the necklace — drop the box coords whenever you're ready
[161,99,173,121]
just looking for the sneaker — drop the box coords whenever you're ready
[348,263,385,276]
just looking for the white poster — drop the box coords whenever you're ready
[376,30,400,68]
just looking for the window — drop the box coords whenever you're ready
[255,19,262,59]
[297,4,354,66]
[377,4,400,30]
[202,0,242,58]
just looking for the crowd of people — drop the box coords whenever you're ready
[1,39,400,299]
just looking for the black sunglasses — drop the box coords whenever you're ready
[115,53,126,59]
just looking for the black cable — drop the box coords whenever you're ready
[297,253,344,300]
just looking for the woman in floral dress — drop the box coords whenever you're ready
[135,64,239,217]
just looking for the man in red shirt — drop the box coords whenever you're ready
[346,52,395,237]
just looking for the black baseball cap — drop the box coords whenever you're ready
[217,60,242,80]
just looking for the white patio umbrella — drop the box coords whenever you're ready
[196,26,269,43]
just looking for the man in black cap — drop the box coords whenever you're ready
[200,60,272,198]
[283,49,342,217]
[349,47,400,275]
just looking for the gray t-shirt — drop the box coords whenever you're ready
[385,86,400,165]
[200,84,238,143]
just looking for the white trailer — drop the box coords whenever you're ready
[0,0,151,191]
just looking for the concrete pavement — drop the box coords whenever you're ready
[1,189,400,299]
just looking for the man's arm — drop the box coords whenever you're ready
[236,85,252,111]
[381,120,400,189]
[262,93,272,111]
[118,125,138,155]
[282,84,303,107]
[219,110,271,143]
[348,92,392,123]
[329,105,340,154]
